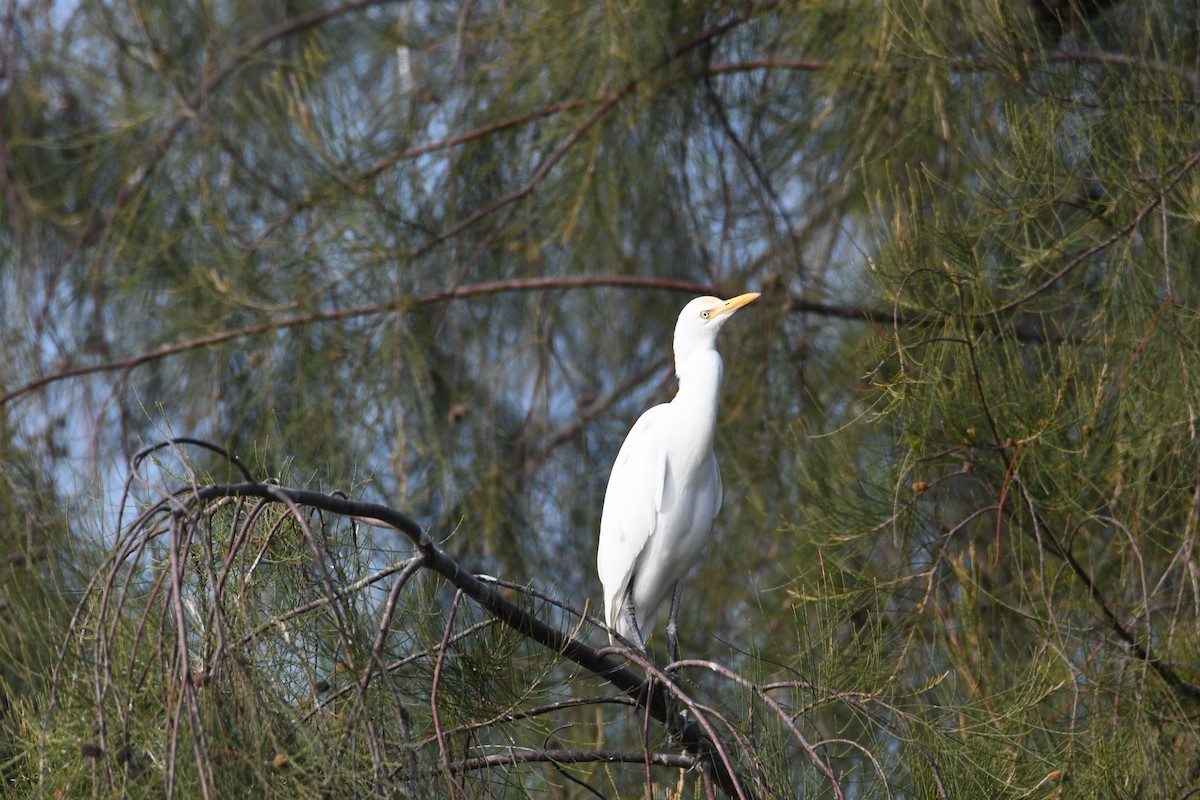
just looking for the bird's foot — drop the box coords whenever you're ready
[623,590,648,654]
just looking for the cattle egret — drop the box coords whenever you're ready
[597,292,759,660]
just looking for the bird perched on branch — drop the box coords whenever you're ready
[597,292,759,661]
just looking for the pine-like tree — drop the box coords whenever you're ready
[3,0,1199,796]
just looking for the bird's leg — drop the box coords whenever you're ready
[623,587,647,652]
[666,582,684,665]
[663,583,689,727]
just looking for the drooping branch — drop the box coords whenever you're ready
[61,437,832,795]
[167,474,758,797]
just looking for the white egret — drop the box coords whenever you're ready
[597,292,759,660]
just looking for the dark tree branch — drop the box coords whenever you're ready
[0,275,1068,408]
[175,477,757,798]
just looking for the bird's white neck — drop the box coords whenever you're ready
[672,348,724,430]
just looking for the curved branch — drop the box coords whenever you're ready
[1,275,1066,407]
[178,477,754,798]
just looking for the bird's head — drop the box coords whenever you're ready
[672,293,759,368]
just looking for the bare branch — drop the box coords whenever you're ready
[440,747,698,774]
[91,439,762,798]
[1,275,1068,408]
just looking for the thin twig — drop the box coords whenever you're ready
[438,747,698,774]
[431,590,466,800]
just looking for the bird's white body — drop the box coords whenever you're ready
[597,293,758,647]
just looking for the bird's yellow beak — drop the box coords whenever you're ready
[714,292,760,318]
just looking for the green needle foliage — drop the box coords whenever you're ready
[3,0,1200,796]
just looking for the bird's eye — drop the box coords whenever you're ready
[700,310,710,319]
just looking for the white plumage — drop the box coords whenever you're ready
[596,293,759,656]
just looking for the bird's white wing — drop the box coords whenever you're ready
[711,452,723,518]
[597,404,673,629]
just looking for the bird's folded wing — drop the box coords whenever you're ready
[711,451,722,518]
[596,404,672,627]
